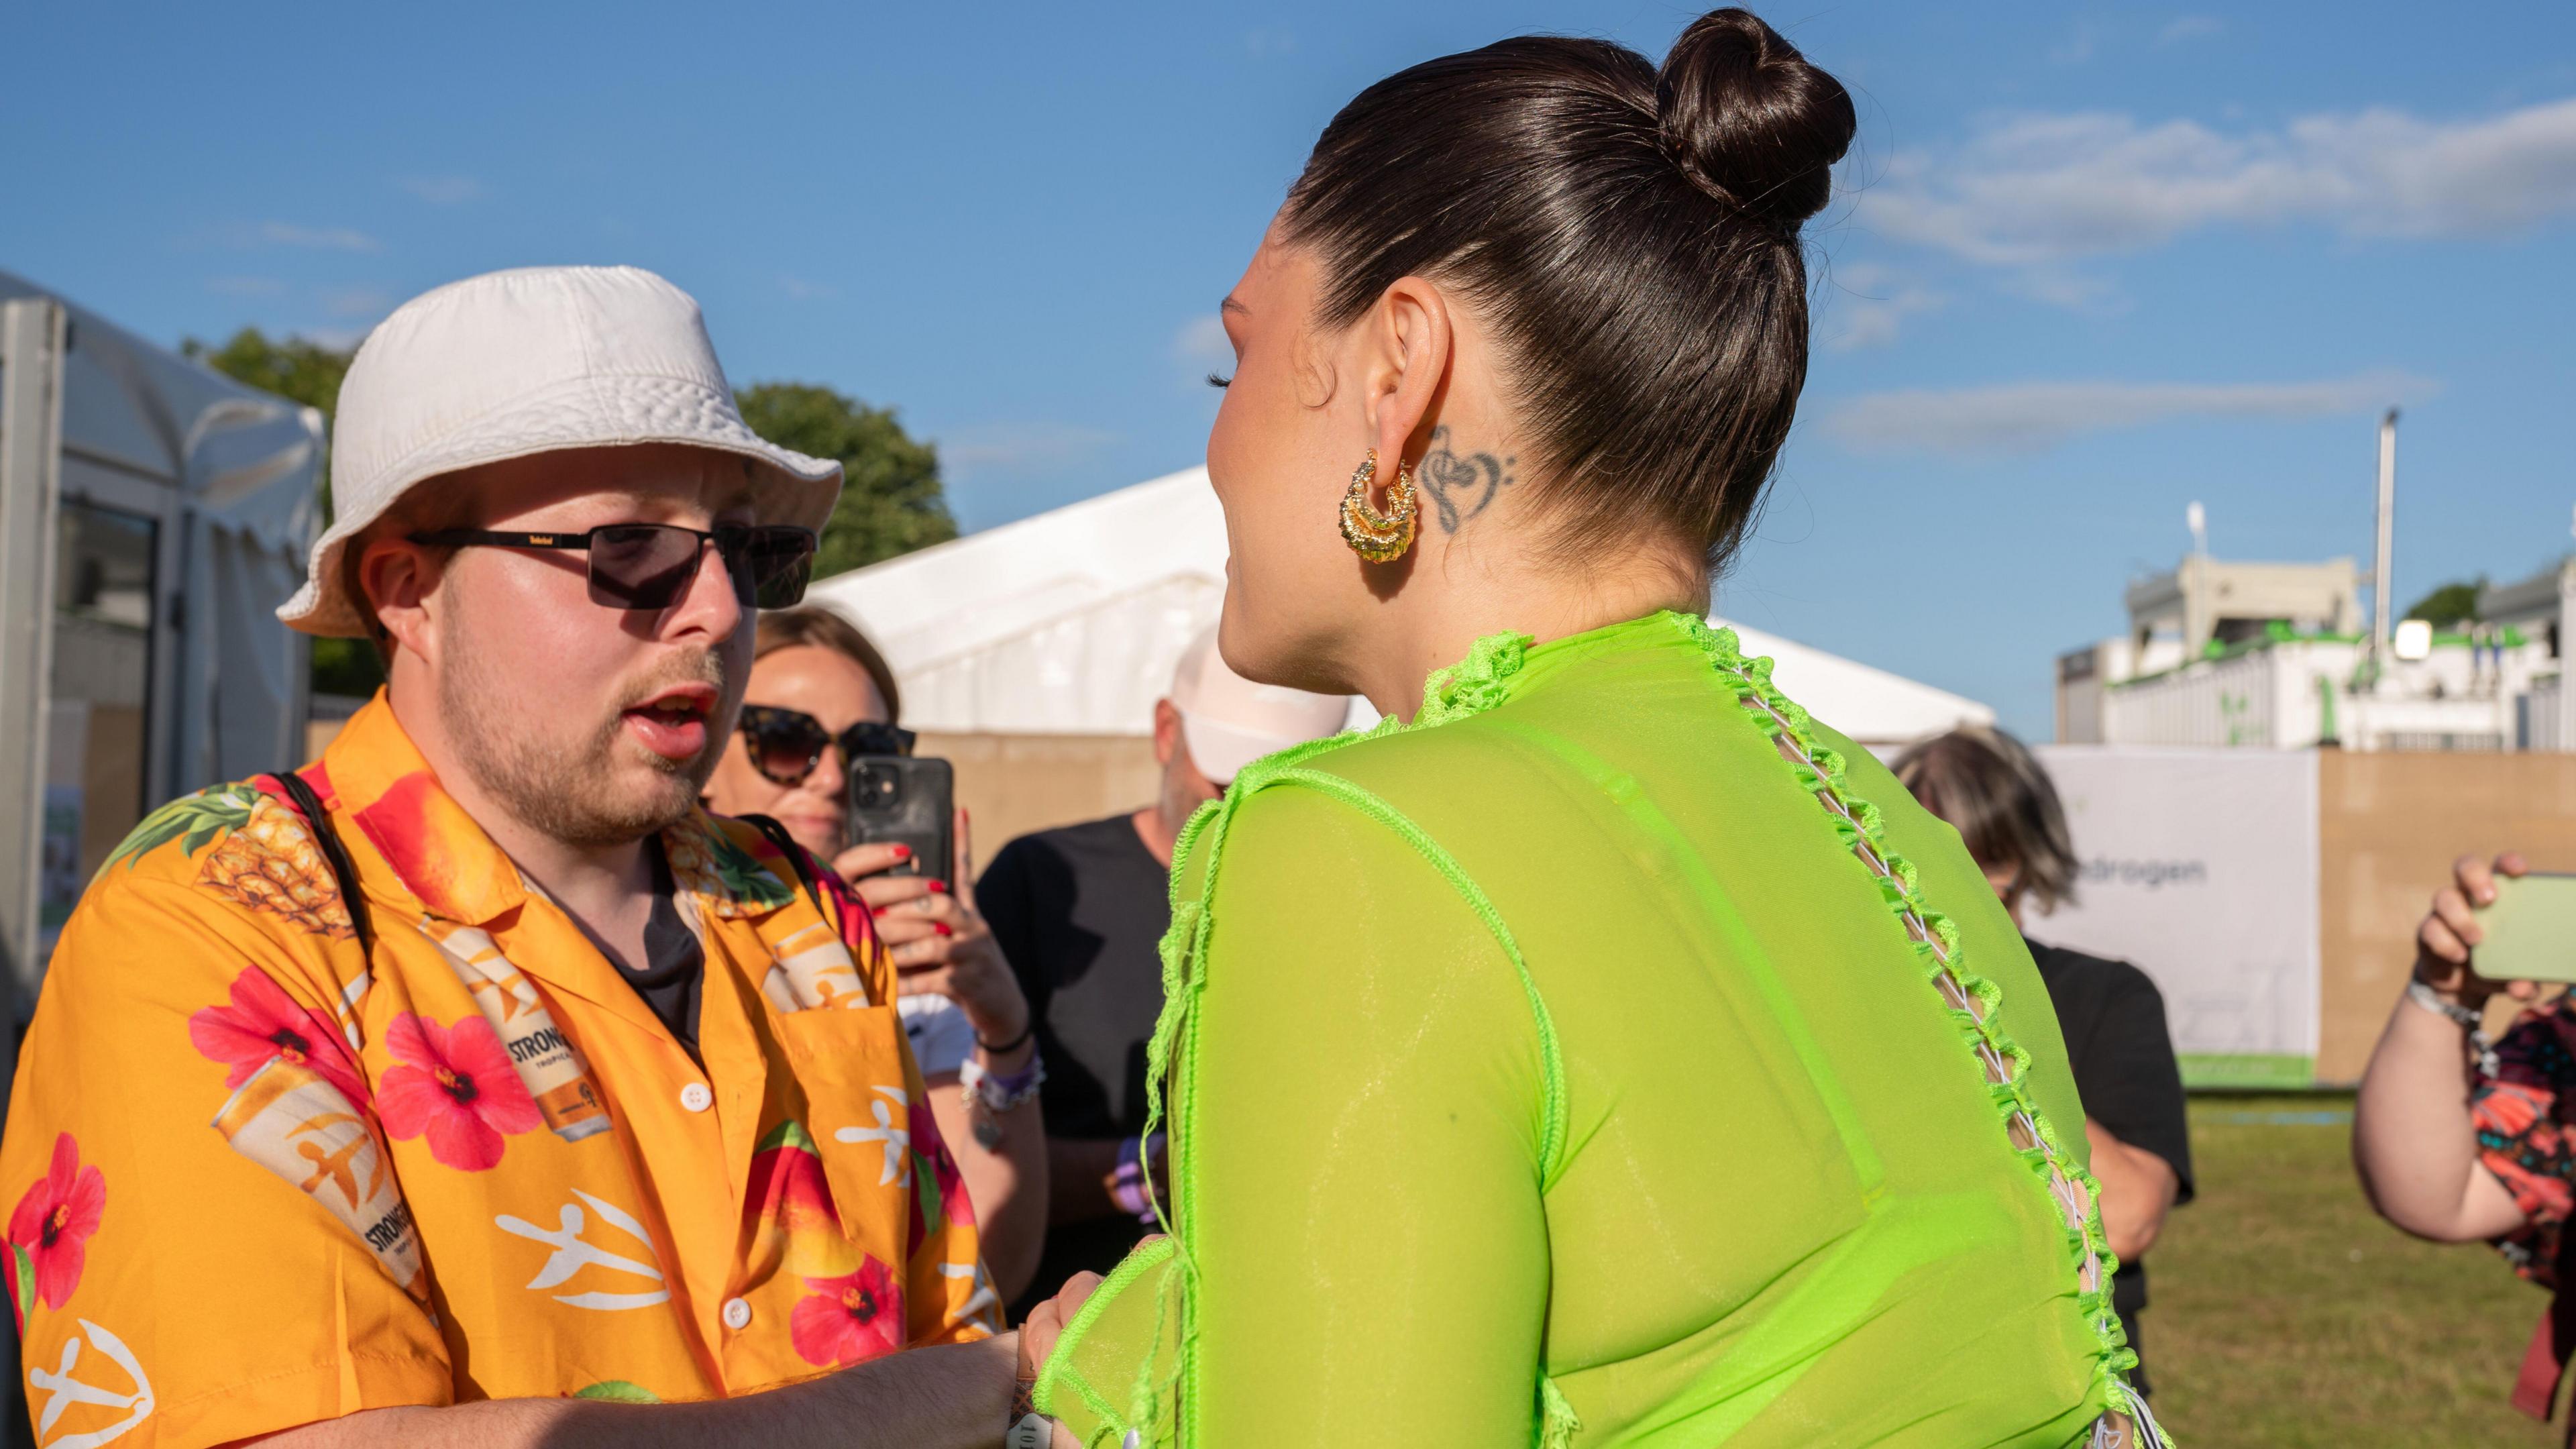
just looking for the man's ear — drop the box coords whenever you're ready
[1151,698,1183,767]
[1363,276,1454,474]
[358,533,447,669]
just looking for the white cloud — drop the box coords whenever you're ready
[320,286,392,319]
[1820,263,1945,350]
[2157,15,2224,46]
[2047,19,2104,66]
[256,221,382,252]
[1854,95,2576,268]
[1246,27,1295,56]
[1172,313,1231,364]
[780,274,840,301]
[398,175,483,205]
[941,423,1118,474]
[1824,372,2438,455]
[205,275,285,297]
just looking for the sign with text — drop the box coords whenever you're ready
[2031,747,2321,1083]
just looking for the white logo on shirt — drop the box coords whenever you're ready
[835,1085,912,1186]
[496,1189,671,1311]
[940,1258,1000,1329]
[29,1318,153,1449]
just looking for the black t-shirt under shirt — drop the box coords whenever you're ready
[2029,938,2195,1387]
[977,813,1173,1313]
[610,837,707,1056]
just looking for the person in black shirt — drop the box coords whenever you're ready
[1895,725,2195,1394]
[980,625,1348,1318]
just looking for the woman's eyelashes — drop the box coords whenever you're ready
[1205,373,1233,389]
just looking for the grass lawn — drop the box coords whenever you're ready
[2149,1094,2559,1447]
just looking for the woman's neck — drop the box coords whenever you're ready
[1352,542,1707,723]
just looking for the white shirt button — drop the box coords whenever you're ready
[721,1296,752,1330]
[680,1082,714,1114]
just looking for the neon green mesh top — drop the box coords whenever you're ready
[1033,611,2161,1448]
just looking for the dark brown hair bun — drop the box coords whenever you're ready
[1656,9,1855,231]
[1283,8,1854,573]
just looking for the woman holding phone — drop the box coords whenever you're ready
[701,605,1050,1306]
[2352,851,2576,1429]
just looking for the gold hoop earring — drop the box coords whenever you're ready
[1339,449,1418,564]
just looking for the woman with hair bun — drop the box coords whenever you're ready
[1022,11,2161,1445]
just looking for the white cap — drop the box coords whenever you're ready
[1169,625,1350,785]
[277,266,843,638]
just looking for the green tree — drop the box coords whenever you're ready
[735,383,956,579]
[182,329,382,698]
[182,330,354,439]
[2403,578,2485,627]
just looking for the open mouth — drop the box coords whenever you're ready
[622,683,718,762]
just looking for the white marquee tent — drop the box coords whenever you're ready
[0,269,324,999]
[808,466,1993,747]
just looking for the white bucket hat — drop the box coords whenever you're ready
[1169,625,1351,784]
[277,265,842,638]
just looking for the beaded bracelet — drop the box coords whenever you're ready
[959,1051,1046,1114]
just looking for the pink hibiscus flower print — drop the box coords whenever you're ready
[905,1096,974,1258]
[189,965,368,1107]
[376,1013,541,1171]
[790,1256,904,1367]
[7,1134,104,1311]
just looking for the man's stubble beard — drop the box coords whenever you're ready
[439,622,731,849]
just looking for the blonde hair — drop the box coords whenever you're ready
[1891,724,2078,915]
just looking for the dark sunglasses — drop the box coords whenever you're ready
[737,704,915,787]
[410,523,818,611]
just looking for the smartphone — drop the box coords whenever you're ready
[848,754,953,880]
[2477,873,2576,983]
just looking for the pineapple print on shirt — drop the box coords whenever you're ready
[107,784,354,940]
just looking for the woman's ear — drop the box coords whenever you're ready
[1364,276,1454,472]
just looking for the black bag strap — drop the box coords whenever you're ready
[735,812,830,920]
[268,769,375,961]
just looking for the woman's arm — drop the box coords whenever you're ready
[2084,1121,2180,1261]
[1180,784,1553,1443]
[2353,851,2532,1242]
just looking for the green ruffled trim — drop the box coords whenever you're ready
[1666,612,2165,1447]
[1418,629,1532,727]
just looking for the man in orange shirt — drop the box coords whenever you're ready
[0,267,1071,1448]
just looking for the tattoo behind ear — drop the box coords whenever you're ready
[1416,427,1516,534]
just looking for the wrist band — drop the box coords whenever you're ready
[2406,979,2481,1029]
[2407,980,2499,1077]
[976,1022,1036,1055]
[959,1052,1046,1114]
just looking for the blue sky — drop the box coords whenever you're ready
[8,2,2575,733]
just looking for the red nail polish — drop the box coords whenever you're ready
[891,844,912,861]
[933,922,953,937]
[927,878,950,894]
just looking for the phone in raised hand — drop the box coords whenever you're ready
[847,754,953,880]
[2476,873,2576,984]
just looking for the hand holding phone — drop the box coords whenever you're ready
[2473,871,2576,985]
[848,754,953,877]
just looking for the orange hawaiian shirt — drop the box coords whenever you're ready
[0,692,996,1448]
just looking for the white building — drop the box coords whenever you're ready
[2059,550,2551,751]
